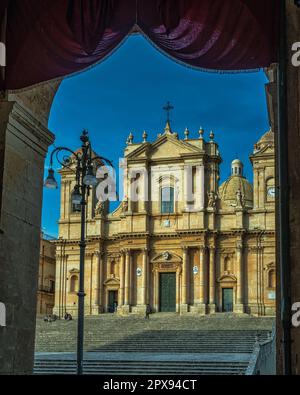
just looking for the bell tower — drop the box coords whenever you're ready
[250,130,275,210]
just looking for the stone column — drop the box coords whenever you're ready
[134,248,148,315]
[0,99,54,374]
[176,270,180,313]
[53,251,62,317]
[140,167,148,213]
[259,168,265,209]
[91,251,103,314]
[65,181,71,222]
[199,164,205,210]
[253,169,259,209]
[123,249,131,314]
[208,247,216,313]
[183,165,190,210]
[118,250,125,307]
[98,252,104,313]
[128,174,134,213]
[180,246,189,313]
[234,242,244,313]
[154,270,159,312]
[199,246,207,314]
[142,248,148,305]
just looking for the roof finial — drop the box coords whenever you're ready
[142,130,148,143]
[164,121,172,134]
[184,127,189,140]
[199,127,204,139]
[209,130,214,141]
[126,132,134,145]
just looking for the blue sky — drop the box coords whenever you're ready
[42,35,270,237]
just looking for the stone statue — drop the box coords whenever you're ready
[207,191,217,208]
[236,189,244,208]
[95,200,105,216]
[122,198,128,213]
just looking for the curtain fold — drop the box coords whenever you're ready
[1,0,280,91]
[66,0,115,55]
[138,0,279,72]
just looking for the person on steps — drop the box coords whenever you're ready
[145,304,151,319]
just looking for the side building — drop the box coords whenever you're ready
[53,123,275,317]
[36,234,56,316]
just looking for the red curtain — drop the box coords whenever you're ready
[1,0,280,91]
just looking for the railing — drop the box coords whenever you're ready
[245,326,276,375]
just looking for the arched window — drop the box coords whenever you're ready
[161,186,174,214]
[70,275,78,293]
[268,269,276,288]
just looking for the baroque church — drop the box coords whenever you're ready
[53,122,275,317]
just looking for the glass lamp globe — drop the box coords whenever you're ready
[71,186,82,205]
[83,166,97,186]
[44,169,58,189]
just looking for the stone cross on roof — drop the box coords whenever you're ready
[163,101,174,123]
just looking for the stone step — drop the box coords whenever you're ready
[34,360,249,375]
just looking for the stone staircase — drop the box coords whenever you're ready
[34,355,250,375]
[34,314,274,375]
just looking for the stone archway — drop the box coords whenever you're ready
[0,81,60,374]
[0,1,299,375]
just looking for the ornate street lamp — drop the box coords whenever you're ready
[44,130,113,375]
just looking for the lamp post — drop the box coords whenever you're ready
[44,130,113,375]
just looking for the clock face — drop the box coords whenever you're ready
[267,186,276,198]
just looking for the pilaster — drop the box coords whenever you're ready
[234,240,244,313]
[180,246,189,313]
[208,246,216,313]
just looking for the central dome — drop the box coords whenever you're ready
[219,176,253,207]
[219,159,253,208]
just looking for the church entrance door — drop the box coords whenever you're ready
[159,273,176,312]
[108,290,118,313]
[222,288,233,312]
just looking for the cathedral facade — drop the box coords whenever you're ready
[53,123,275,317]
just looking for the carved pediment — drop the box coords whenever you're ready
[127,134,201,161]
[151,251,182,272]
[252,144,274,157]
[103,277,120,286]
[217,274,237,283]
[150,138,200,160]
[151,251,182,263]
